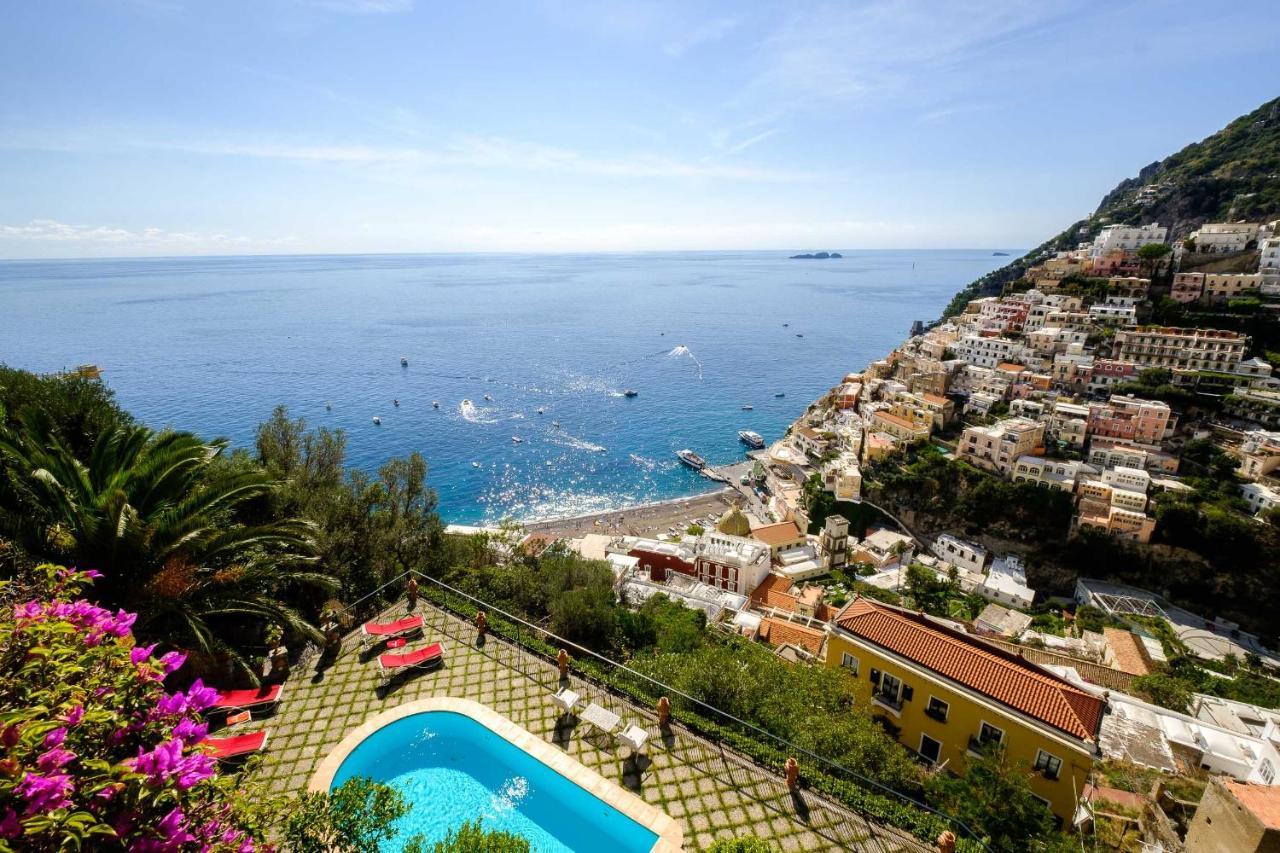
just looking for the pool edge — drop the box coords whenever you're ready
[308,696,684,853]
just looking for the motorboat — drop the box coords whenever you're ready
[484,394,493,401]
[738,430,765,449]
[795,333,804,338]
[551,421,561,428]
[537,407,544,415]
[623,389,639,398]
[432,401,440,408]
[471,462,481,468]
[741,405,753,410]
[372,416,382,425]
[325,401,331,410]
[400,357,408,367]
[511,436,523,444]
[774,393,786,398]
[676,449,706,470]
[393,399,400,407]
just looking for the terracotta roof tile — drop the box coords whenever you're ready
[1223,781,1280,830]
[751,521,804,546]
[834,597,1105,741]
[750,574,798,610]
[760,618,826,656]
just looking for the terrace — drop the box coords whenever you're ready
[243,585,937,852]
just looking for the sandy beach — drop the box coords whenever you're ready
[523,488,740,539]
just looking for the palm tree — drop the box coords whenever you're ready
[0,413,334,672]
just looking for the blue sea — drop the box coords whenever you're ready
[0,251,1012,523]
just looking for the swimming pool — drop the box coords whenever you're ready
[317,700,675,852]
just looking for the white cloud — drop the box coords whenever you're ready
[663,16,739,57]
[0,219,292,250]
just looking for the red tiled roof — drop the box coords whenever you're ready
[751,521,804,546]
[750,573,797,610]
[834,597,1105,742]
[760,618,825,656]
[1224,781,1280,830]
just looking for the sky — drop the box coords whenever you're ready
[0,1,1277,258]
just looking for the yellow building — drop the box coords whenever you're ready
[825,597,1104,823]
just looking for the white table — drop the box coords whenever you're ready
[580,702,621,736]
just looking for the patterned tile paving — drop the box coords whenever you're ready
[236,599,932,852]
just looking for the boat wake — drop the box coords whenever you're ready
[458,399,500,424]
[550,432,607,453]
[666,345,704,380]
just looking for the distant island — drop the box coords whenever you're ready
[992,251,1010,256]
[789,251,842,259]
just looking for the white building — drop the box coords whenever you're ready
[930,534,987,575]
[1089,223,1167,258]
[1088,303,1137,325]
[1239,482,1280,516]
[1260,237,1280,292]
[954,334,1016,369]
[977,555,1034,609]
[1011,455,1088,492]
[1190,222,1261,254]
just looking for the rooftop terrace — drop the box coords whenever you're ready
[240,593,934,852]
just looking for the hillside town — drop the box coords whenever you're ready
[492,215,1280,849]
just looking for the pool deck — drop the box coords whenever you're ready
[241,598,932,852]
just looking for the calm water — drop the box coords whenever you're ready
[331,711,659,852]
[0,251,1011,523]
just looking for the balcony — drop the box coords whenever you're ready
[872,692,903,714]
[924,706,948,723]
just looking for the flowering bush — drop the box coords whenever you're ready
[0,565,280,851]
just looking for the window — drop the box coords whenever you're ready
[1034,750,1062,781]
[919,734,941,765]
[1261,760,1276,786]
[875,672,903,710]
[841,653,859,676]
[969,722,1004,755]
[925,696,949,722]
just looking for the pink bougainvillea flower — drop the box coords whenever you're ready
[36,746,75,772]
[16,771,74,814]
[171,718,207,746]
[128,807,196,852]
[14,600,43,620]
[62,705,85,727]
[184,679,218,713]
[43,727,67,748]
[158,650,187,676]
[0,809,20,839]
[130,644,158,666]
[82,569,104,580]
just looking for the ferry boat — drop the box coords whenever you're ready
[623,389,639,398]
[676,449,706,470]
[738,430,765,449]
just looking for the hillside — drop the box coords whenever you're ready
[942,95,1280,318]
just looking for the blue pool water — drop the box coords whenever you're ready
[0,251,1013,522]
[330,711,659,852]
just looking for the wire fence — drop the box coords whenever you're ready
[335,568,993,852]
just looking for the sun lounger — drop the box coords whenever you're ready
[360,614,425,649]
[619,723,649,755]
[202,730,269,761]
[209,684,284,715]
[377,642,445,685]
[552,686,581,716]
[580,702,621,738]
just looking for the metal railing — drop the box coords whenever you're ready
[336,568,995,852]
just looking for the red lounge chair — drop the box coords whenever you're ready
[202,730,268,761]
[210,684,284,715]
[378,642,444,685]
[360,614,425,649]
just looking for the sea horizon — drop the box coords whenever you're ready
[0,249,1016,523]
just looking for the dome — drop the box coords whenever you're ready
[716,505,752,537]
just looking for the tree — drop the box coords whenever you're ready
[925,748,1055,852]
[1130,672,1192,713]
[427,820,529,853]
[282,777,418,853]
[0,565,281,850]
[0,416,331,674]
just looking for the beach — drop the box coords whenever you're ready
[523,488,739,539]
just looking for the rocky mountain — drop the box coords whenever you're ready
[942,95,1280,318]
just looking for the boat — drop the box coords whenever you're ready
[484,394,493,401]
[739,430,765,449]
[393,399,400,407]
[795,333,804,338]
[462,398,472,407]
[782,323,789,327]
[676,449,706,470]
[551,421,561,428]
[741,404,753,410]
[325,401,331,410]
[400,357,408,367]
[536,407,544,415]
[471,462,481,468]
[432,401,440,408]
[774,393,786,398]
[372,416,382,425]
[622,389,639,398]
[511,436,523,444]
